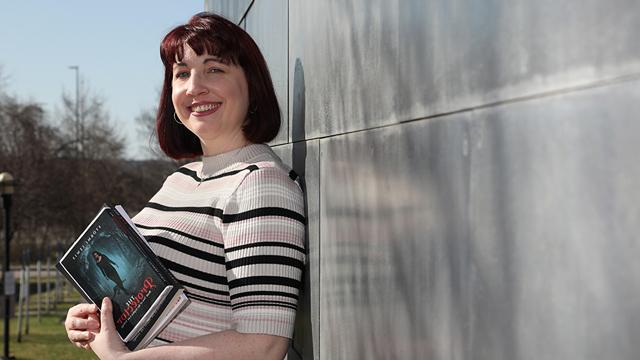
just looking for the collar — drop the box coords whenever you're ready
[199,143,270,178]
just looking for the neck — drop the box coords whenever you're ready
[200,133,250,157]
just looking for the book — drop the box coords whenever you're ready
[56,205,190,351]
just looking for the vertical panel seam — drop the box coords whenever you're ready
[287,0,291,144]
[316,139,321,360]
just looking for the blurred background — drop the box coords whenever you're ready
[0,2,201,359]
[2,0,640,359]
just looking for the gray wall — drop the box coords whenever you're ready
[206,1,640,359]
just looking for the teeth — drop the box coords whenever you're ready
[192,103,218,113]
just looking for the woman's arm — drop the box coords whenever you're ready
[126,330,288,360]
[89,297,289,360]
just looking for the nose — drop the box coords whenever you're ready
[186,72,208,97]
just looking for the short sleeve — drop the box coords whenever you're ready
[221,166,306,338]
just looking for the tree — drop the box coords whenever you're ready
[0,71,176,262]
[56,79,124,160]
[135,106,168,160]
[53,80,128,232]
[0,94,71,259]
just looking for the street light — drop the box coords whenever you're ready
[0,172,15,360]
[68,66,80,154]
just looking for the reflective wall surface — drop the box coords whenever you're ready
[245,0,289,145]
[208,1,640,359]
[467,81,640,360]
[289,0,640,139]
[204,0,252,23]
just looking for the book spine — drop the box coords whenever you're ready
[126,286,180,351]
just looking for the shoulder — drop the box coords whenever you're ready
[241,163,301,190]
[170,161,201,181]
[230,145,303,196]
[225,162,304,218]
[237,162,303,203]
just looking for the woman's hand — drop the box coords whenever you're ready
[89,297,131,360]
[65,302,100,349]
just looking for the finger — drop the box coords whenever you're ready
[68,303,99,317]
[100,297,116,333]
[66,317,100,330]
[68,330,94,343]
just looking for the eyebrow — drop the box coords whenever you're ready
[173,57,225,68]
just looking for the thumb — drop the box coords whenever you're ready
[100,297,117,333]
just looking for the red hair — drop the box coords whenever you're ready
[157,12,281,159]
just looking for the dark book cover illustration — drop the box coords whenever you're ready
[57,206,188,349]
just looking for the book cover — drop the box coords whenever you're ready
[57,206,188,350]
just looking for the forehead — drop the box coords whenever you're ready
[174,45,199,64]
[172,43,233,67]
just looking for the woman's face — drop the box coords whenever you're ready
[171,45,250,156]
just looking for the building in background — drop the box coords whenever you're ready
[206,1,640,359]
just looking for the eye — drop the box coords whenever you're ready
[174,71,189,79]
[207,67,224,74]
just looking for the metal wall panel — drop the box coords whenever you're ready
[289,0,640,140]
[245,0,289,145]
[204,0,252,23]
[318,78,640,359]
[468,79,640,360]
[319,118,471,359]
[272,141,321,360]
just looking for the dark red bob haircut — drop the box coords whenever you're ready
[157,12,281,159]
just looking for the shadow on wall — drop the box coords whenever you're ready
[289,58,314,360]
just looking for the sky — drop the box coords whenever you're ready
[0,1,205,159]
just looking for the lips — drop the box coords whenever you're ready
[188,102,221,117]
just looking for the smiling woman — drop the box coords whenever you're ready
[157,13,281,159]
[63,12,305,360]
[170,48,250,156]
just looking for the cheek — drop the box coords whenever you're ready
[232,81,250,110]
[228,72,250,109]
[171,89,182,111]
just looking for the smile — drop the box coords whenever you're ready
[189,102,221,116]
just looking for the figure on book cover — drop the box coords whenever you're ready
[92,251,131,297]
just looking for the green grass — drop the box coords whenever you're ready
[0,285,98,360]
[2,313,98,360]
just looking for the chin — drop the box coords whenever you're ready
[190,126,222,140]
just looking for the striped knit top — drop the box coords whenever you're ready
[131,144,306,345]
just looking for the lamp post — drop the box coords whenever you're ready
[68,65,80,155]
[0,172,15,360]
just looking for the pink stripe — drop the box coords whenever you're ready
[230,295,297,303]
[235,317,294,325]
[224,231,304,248]
[181,306,231,322]
[136,211,224,243]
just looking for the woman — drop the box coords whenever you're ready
[64,12,305,360]
[92,251,129,297]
